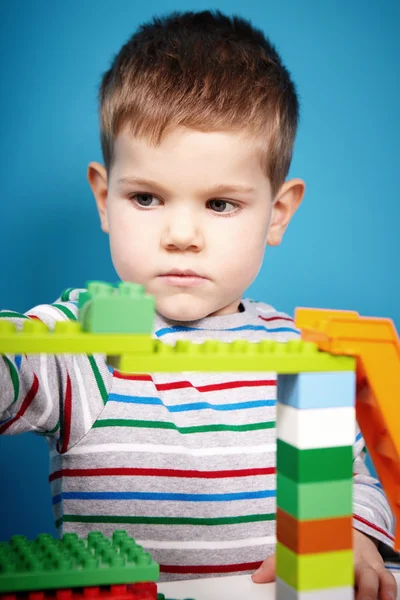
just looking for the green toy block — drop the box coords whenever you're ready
[79,281,155,334]
[276,542,353,590]
[0,319,153,355]
[277,473,353,520]
[277,440,353,483]
[0,531,159,593]
[112,339,355,374]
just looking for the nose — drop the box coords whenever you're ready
[161,207,204,252]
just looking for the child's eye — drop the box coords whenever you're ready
[131,193,161,208]
[208,199,237,214]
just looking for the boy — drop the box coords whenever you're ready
[0,10,397,600]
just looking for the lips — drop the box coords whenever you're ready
[158,270,208,287]
[162,269,205,278]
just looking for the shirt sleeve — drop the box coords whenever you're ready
[352,423,398,558]
[0,293,113,453]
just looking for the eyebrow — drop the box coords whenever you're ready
[117,177,255,195]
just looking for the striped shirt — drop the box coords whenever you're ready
[0,289,396,580]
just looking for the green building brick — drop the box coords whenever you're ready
[0,531,159,593]
[277,439,353,483]
[277,473,353,520]
[79,281,155,334]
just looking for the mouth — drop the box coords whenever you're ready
[162,269,206,278]
[158,269,208,287]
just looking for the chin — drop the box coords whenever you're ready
[156,296,212,323]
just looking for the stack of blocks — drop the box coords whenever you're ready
[275,371,356,599]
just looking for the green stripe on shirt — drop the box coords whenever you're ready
[60,288,76,302]
[0,311,29,319]
[88,355,108,405]
[52,303,77,321]
[93,419,275,434]
[57,513,275,527]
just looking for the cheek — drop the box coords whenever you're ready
[107,205,154,280]
[224,237,266,288]
[213,216,269,272]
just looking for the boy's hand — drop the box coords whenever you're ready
[251,529,397,600]
[251,553,275,584]
[353,528,397,600]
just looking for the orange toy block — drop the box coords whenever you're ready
[276,508,353,554]
[295,308,400,550]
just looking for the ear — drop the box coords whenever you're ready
[87,161,109,233]
[267,178,305,247]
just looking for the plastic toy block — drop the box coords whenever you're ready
[276,508,352,554]
[277,403,355,449]
[276,578,353,599]
[277,371,355,409]
[0,320,153,355]
[129,583,158,600]
[295,308,396,349]
[78,282,155,334]
[295,307,400,549]
[277,473,352,520]
[111,338,355,374]
[0,325,356,374]
[0,531,159,593]
[276,542,353,590]
[0,583,159,600]
[277,439,352,483]
[0,590,194,600]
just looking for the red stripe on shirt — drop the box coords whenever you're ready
[58,374,72,454]
[114,371,276,391]
[114,372,153,381]
[258,315,294,323]
[354,514,394,542]
[156,379,276,392]
[160,561,262,574]
[0,374,39,434]
[49,466,276,482]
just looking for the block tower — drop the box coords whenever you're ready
[275,370,355,599]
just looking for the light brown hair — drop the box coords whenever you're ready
[99,10,299,197]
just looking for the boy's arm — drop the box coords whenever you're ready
[352,423,398,558]
[0,348,59,437]
[0,295,113,450]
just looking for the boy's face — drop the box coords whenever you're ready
[89,127,304,322]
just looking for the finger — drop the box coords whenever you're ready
[377,567,397,600]
[355,564,379,600]
[252,554,276,583]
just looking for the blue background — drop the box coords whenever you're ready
[0,0,398,540]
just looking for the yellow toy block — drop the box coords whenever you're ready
[112,339,355,373]
[0,320,153,355]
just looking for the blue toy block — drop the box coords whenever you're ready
[277,371,355,409]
